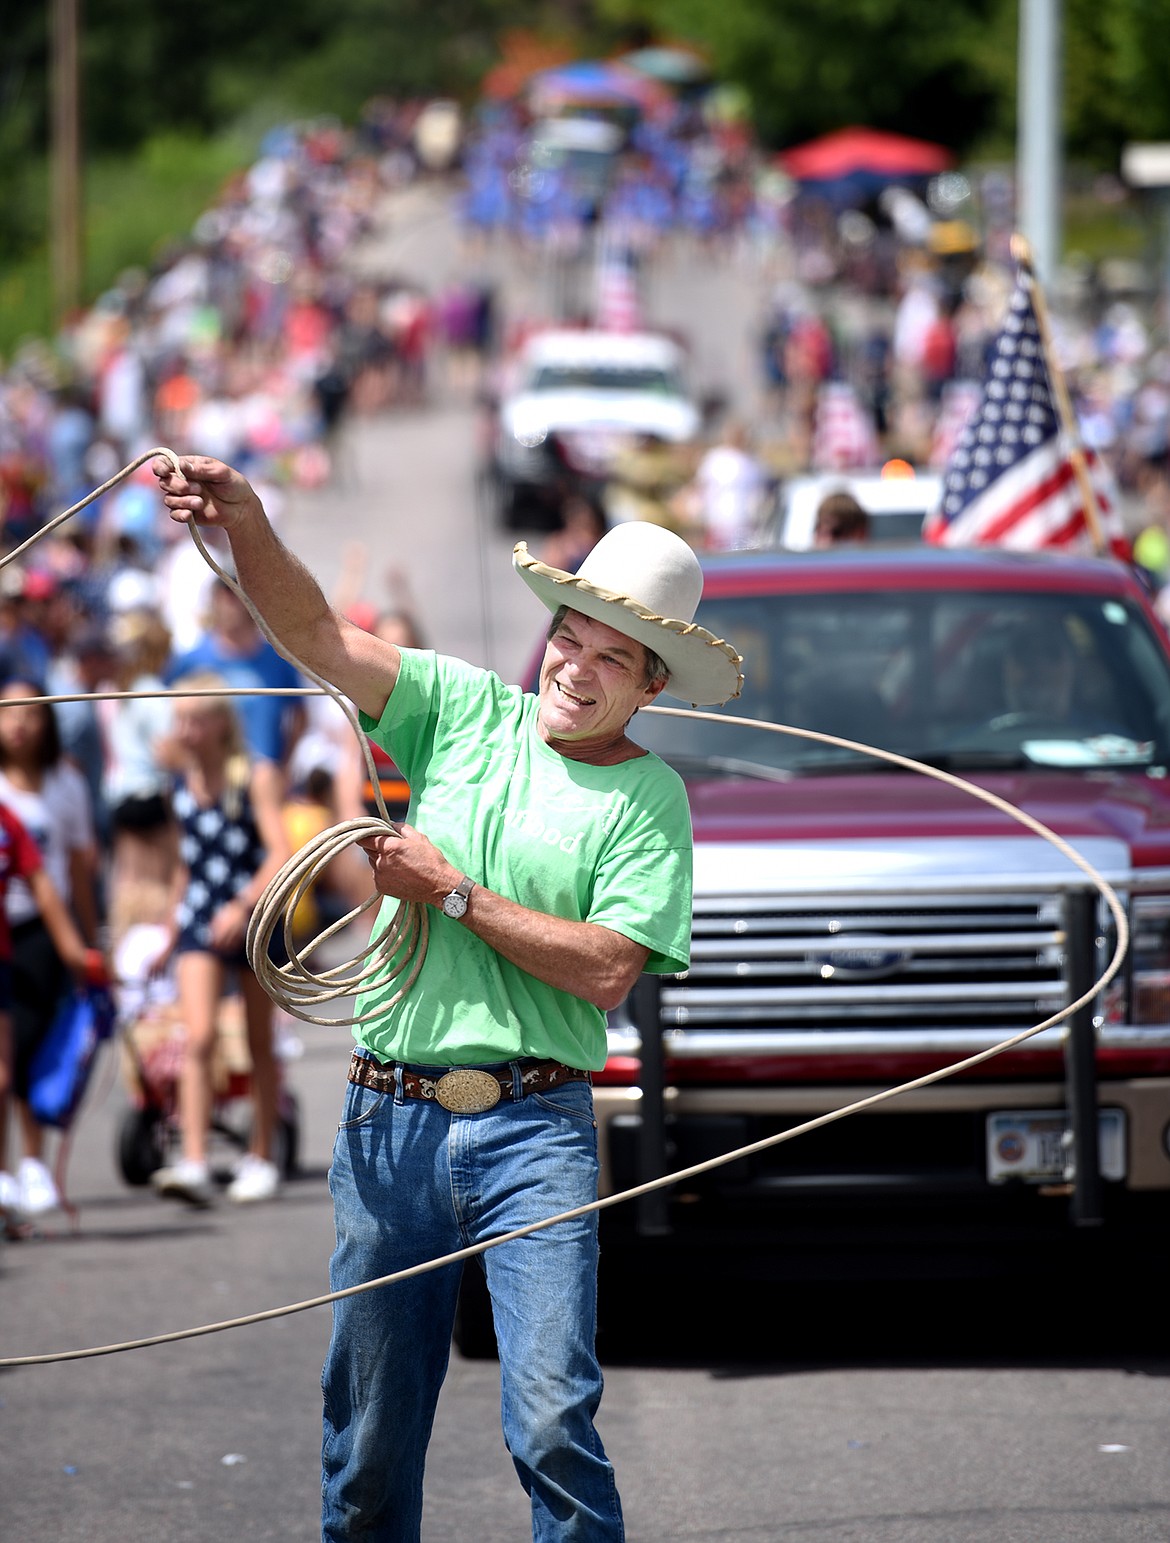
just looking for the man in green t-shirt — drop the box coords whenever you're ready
[153,453,742,1543]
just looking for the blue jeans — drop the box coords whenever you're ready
[320,1063,624,1542]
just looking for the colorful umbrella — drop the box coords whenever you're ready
[778,126,954,205]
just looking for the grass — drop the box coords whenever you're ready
[0,125,261,365]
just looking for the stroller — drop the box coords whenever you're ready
[113,924,301,1188]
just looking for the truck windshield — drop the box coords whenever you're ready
[632,587,1170,777]
[528,365,682,396]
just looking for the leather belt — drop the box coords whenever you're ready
[348,1051,590,1114]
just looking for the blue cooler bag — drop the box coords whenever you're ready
[27,986,117,1130]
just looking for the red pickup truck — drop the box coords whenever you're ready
[594,544,1170,1278]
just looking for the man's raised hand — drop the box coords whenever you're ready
[152,455,261,532]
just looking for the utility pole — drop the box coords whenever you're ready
[50,0,83,324]
[1017,0,1062,287]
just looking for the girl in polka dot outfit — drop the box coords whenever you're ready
[150,674,289,1205]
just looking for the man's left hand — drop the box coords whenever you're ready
[357,823,458,909]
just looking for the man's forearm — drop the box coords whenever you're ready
[361,824,652,1013]
[225,507,334,671]
[460,886,648,1013]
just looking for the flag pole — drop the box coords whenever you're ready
[1010,233,1108,555]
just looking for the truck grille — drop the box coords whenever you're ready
[659,891,1070,1053]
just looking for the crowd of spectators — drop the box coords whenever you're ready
[459,97,757,257]
[457,91,1170,567]
[747,230,1170,572]
[0,95,502,714]
[0,101,459,1225]
[0,102,474,627]
[7,86,1169,664]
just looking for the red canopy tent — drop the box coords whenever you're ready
[779,126,954,181]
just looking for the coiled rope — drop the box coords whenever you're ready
[0,453,1130,1368]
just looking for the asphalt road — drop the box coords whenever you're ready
[3,184,1170,1543]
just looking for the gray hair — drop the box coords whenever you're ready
[547,605,669,689]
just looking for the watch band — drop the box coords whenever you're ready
[441,874,475,919]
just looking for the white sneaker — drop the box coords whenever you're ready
[0,1169,22,1217]
[17,1157,61,1217]
[152,1158,214,1206]
[226,1154,281,1204]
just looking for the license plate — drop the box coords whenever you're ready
[986,1108,1127,1184]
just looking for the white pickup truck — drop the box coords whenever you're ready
[489,328,701,529]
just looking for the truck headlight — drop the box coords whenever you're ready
[1129,895,1170,1025]
[510,417,548,448]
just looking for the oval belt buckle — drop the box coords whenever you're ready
[434,1068,502,1114]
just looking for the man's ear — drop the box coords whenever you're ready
[627,677,667,726]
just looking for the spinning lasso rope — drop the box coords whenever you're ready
[0,453,1129,1368]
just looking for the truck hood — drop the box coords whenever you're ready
[686,768,1170,888]
[503,389,700,444]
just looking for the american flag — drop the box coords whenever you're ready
[811,382,880,471]
[595,237,640,333]
[923,270,1128,556]
[927,379,982,469]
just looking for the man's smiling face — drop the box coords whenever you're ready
[537,609,666,756]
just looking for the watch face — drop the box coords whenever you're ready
[442,892,468,919]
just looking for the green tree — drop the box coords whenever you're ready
[0,3,50,261]
[4,0,536,161]
[598,0,1006,150]
[1065,0,1170,163]
[2,0,599,349]
[597,0,1170,161]
[7,0,1170,297]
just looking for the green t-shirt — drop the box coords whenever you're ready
[353,648,693,1071]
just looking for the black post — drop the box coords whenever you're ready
[629,972,670,1236]
[1062,888,1103,1226]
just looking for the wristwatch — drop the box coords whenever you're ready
[441,874,476,920]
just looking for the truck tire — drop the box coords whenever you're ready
[452,1263,498,1359]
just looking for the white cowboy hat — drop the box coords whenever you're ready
[513,523,744,706]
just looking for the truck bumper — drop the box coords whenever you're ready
[594,1076,1170,1204]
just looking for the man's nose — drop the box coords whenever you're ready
[564,656,596,685]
